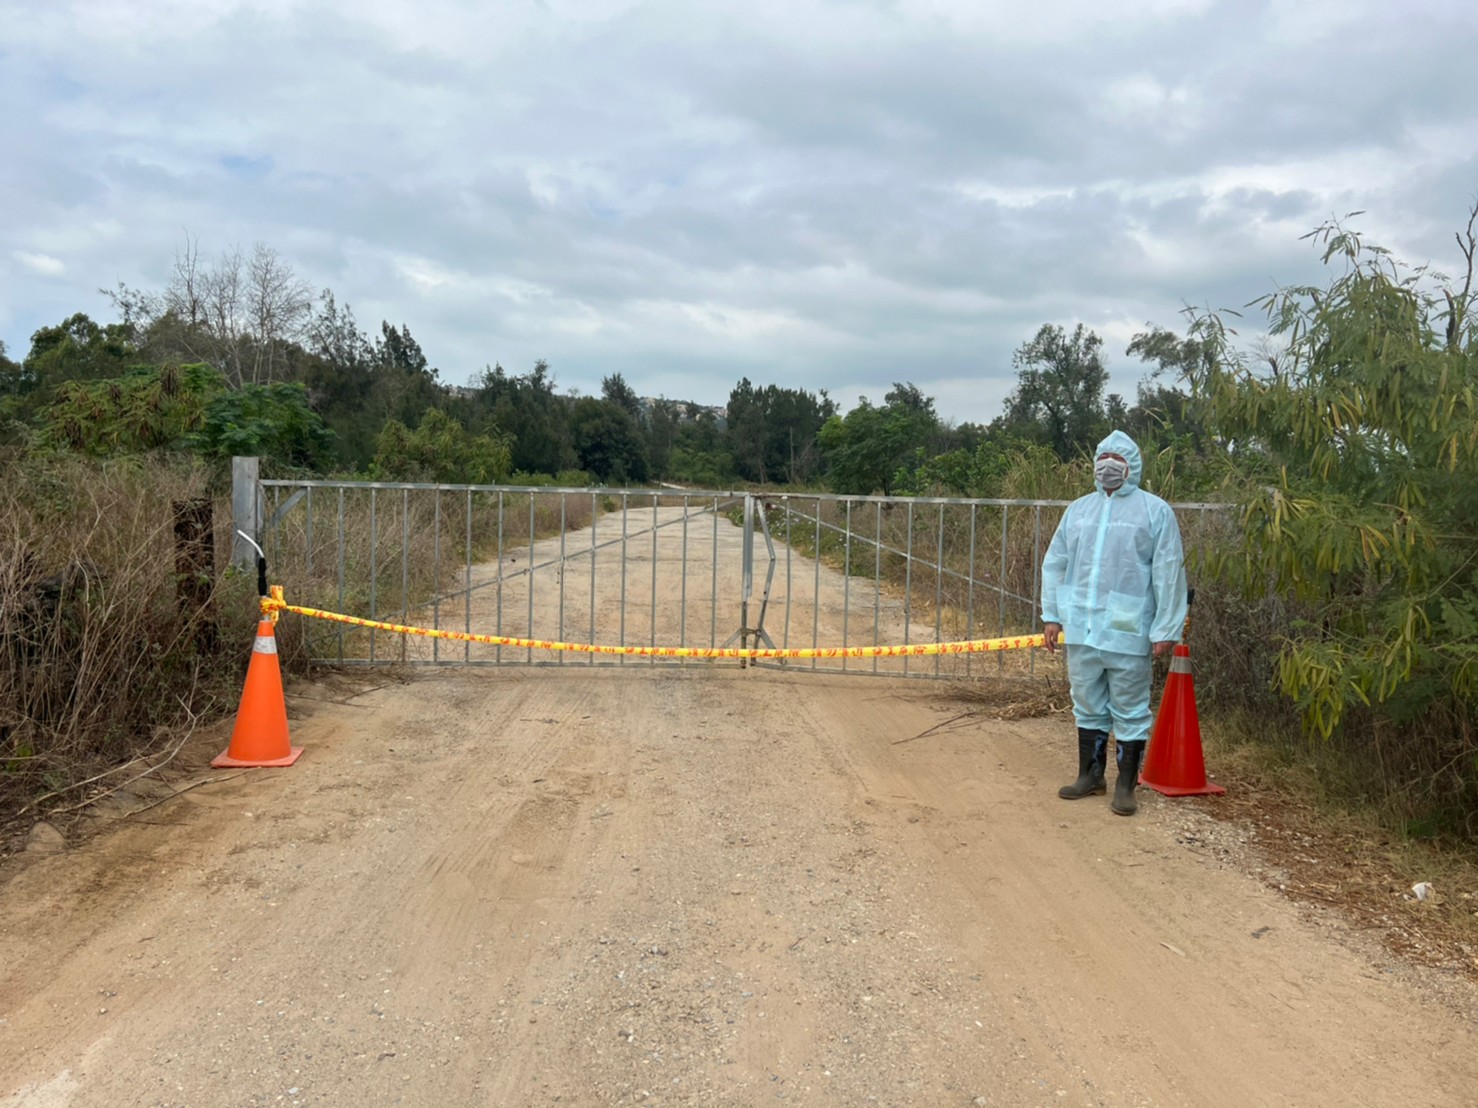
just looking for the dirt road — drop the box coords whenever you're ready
[4,508,1477,1106]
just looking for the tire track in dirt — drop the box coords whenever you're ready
[798,688,1478,1106]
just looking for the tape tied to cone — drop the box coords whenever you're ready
[257,589,1047,660]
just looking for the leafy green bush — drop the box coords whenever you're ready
[197,381,335,469]
[38,362,333,473]
[42,363,222,455]
[371,408,512,484]
[1194,215,1478,836]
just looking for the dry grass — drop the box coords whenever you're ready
[263,485,599,662]
[762,497,1064,643]
[1,452,258,834]
[948,669,1073,720]
[1203,721,1478,981]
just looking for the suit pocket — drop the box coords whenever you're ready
[1106,590,1147,635]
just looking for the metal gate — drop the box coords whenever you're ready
[247,468,1221,680]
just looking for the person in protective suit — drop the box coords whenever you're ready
[1040,429,1187,816]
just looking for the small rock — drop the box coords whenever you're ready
[26,822,65,854]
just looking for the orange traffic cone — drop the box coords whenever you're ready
[1140,644,1224,797]
[212,619,303,768]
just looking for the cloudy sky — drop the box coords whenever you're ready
[3,0,1476,424]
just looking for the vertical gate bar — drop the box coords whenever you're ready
[619,492,629,662]
[270,487,280,574]
[741,494,753,655]
[305,486,314,658]
[872,501,882,675]
[1032,505,1042,676]
[558,493,567,665]
[433,490,442,662]
[783,502,792,649]
[369,488,377,663]
[649,493,658,664]
[336,488,346,663]
[842,500,852,671]
[589,492,598,665]
[493,493,505,664]
[401,488,410,664]
[903,501,913,676]
[811,502,820,670]
[527,493,536,664]
[268,487,280,650]
[468,489,475,664]
[999,505,1008,672]
[935,503,944,677]
[709,494,718,649]
[680,494,689,648]
[966,504,976,677]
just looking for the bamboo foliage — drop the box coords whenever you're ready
[1194,214,1478,749]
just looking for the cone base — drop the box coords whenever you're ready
[1140,777,1225,797]
[212,746,304,768]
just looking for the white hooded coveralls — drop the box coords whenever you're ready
[1039,430,1187,743]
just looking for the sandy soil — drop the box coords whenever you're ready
[3,506,1477,1107]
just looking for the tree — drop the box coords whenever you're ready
[725,377,767,481]
[817,382,939,495]
[646,397,680,478]
[372,408,512,484]
[197,382,335,469]
[299,293,378,469]
[890,431,1043,497]
[306,291,374,376]
[106,239,314,387]
[601,373,642,419]
[367,321,444,435]
[725,378,835,484]
[41,363,224,455]
[6,314,139,435]
[1110,324,1228,496]
[667,407,734,485]
[1125,324,1217,396]
[568,397,648,484]
[1,338,33,433]
[1195,212,1478,776]
[998,323,1109,460]
[22,313,137,388]
[244,243,315,383]
[462,360,575,476]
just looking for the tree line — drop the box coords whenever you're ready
[1,239,1201,493]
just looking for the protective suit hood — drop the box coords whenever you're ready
[1094,429,1142,493]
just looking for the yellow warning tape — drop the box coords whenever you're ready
[260,586,1044,660]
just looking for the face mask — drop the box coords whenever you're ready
[1094,456,1129,490]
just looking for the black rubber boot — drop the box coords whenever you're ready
[1111,741,1146,816]
[1058,728,1108,799]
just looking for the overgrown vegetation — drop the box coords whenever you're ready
[0,454,256,823]
[1192,214,1478,840]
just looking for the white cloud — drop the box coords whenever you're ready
[12,251,67,277]
[2,0,1476,427]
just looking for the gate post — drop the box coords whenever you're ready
[739,494,755,660]
[231,456,261,569]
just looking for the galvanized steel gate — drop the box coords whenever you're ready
[248,471,1219,680]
